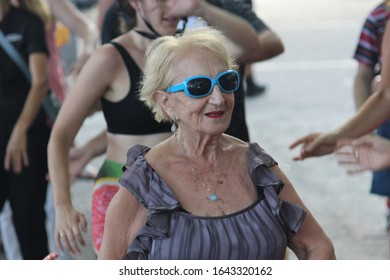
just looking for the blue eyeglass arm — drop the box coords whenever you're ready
[166,83,186,93]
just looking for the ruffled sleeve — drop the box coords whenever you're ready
[119,145,180,259]
[120,144,180,210]
[248,143,307,235]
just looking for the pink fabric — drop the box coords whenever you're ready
[46,22,66,103]
[92,184,119,252]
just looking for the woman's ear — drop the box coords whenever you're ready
[156,90,173,116]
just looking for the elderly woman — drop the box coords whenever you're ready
[98,26,335,260]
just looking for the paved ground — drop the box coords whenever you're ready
[250,0,390,259]
[2,0,389,260]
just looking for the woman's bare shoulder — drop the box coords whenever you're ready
[223,134,249,152]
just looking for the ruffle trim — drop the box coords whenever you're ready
[125,211,170,260]
[120,145,180,210]
[249,143,307,235]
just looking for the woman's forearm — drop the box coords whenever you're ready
[48,129,74,207]
[48,0,98,57]
[194,1,260,64]
[15,54,48,132]
[335,88,390,139]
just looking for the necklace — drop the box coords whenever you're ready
[174,134,224,202]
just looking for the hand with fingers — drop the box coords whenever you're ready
[43,252,59,260]
[4,127,28,173]
[336,135,390,173]
[289,132,339,160]
[55,204,88,256]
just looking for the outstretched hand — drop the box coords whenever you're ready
[289,132,338,160]
[335,135,390,174]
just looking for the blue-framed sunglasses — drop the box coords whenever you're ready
[166,70,240,98]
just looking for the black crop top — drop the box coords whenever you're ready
[100,42,171,135]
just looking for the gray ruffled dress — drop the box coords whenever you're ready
[119,143,306,260]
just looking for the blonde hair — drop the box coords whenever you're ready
[18,0,52,25]
[139,26,238,123]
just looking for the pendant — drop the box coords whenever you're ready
[207,193,219,202]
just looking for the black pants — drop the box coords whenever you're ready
[0,124,50,259]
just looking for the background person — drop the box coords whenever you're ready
[289,18,390,234]
[351,0,390,229]
[0,0,50,259]
[0,0,99,260]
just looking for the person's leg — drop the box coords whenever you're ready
[386,197,390,231]
[373,125,390,231]
[8,126,50,259]
[245,64,266,97]
[0,129,22,259]
[0,201,22,259]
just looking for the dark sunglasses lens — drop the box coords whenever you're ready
[187,78,212,96]
[219,72,239,91]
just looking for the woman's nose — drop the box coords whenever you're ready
[208,84,225,104]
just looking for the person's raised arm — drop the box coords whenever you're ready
[254,29,284,62]
[208,1,284,63]
[290,21,390,161]
[168,0,260,65]
[353,63,375,109]
[331,20,390,135]
[96,0,115,30]
[47,0,99,74]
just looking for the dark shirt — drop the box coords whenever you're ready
[0,6,48,135]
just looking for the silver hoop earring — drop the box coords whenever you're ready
[171,116,178,133]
